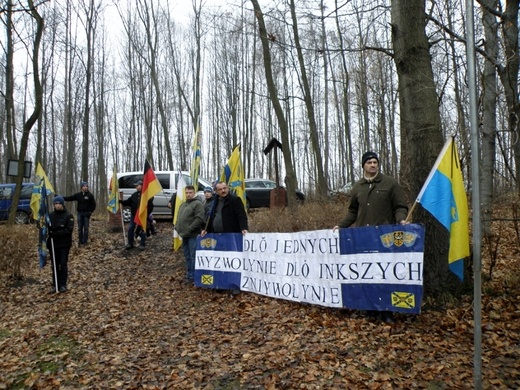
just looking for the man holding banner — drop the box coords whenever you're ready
[333,151,408,323]
[202,181,248,236]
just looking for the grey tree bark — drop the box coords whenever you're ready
[8,0,44,226]
[289,0,327,198]
[78,0,97,184]
[391,0,466,297]
[136,0,174,169]
[4,0,16,163]
[497,1,520,192]
[480,0,499,236]
[250,0,298,207]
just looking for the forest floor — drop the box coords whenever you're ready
[0,202,519,389]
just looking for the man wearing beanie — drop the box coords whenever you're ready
[47,196,75,293]
[333,151,408,324]
[202,186,215,218]
[64,181,96,246]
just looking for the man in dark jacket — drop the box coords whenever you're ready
[202,181,248,235]
[63,181,96,246]
[334,152,408,228]
[176,185,206,282]
[47,196,75,293]
[121,180,151,250]
[333,151,408,323]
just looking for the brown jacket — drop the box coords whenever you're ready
[338,172,408,228]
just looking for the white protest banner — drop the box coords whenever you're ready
[195,224,424,314]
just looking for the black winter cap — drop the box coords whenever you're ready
[362,151,379,167]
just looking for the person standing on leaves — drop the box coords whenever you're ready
[63,181,96,246]
[175,185,206,283]
[136,196,156,238]
[201,181,248,295]
[333,151,408,324]
[47,196,74,293]
[121,180,151,250]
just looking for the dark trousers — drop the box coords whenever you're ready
[181,237,197,281]
[128,218,146,247]
[49,246,70,289]
[77,212,91,244]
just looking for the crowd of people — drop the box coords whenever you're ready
[46,151,408,324]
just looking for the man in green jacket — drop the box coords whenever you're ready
[333,151,408,323]
[175,185,206,283]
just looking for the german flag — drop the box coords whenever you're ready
[134,160,162,231]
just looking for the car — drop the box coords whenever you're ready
[0,183,34,224]
[329,183,353,197]
[244,179,305,209]
[117,171,213,222]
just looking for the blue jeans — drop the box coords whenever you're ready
[77,212,91,244]
[128,218,146,247]
[182,237,198,281]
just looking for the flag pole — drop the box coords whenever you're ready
[118,191,127,245]
[404,201,419,223]
[119,204,127,245]
[50,237,59,293]
[465,0,482,387]
[47,200,59,293]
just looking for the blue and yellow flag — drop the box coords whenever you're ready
[190,123,202,189]
[416,137,469,280]
[30,163,55,218]
[38,180,51,268]
[107,167,120,214]
[220,144,246,209]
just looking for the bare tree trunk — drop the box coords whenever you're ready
[391,0,466,297]
[320,0,330,191]
[8,0,44,225]
[480,0,499,235]
[250,0,298,207]
[334,0,354,185]
[137,0,174,169]
[246,13,257,179]
[191,0,202,135]
[289,0,327,198]
[354,7,371,151]
[498,1,520,192]
[4,0,16,161]
[94,29,107,211]
[79,0,97,183]
[63,1,75,194]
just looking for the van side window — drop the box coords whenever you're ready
[119,175,141,189]
[195,179,205,191]
[0,187,12,200]
[20,185,34,200]
[181,174,193,187]
[156,174,169,190]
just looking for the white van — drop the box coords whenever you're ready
[117,171,213,221]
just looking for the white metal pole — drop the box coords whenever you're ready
[50,237,59,293]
